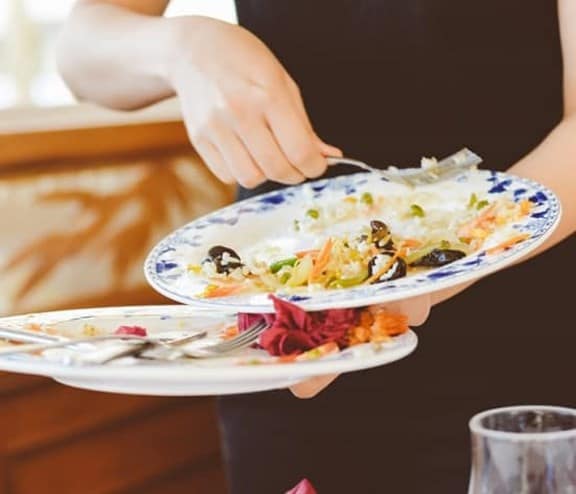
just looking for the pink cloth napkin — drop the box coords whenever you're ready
[285,478,318,494]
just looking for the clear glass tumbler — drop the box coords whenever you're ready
[468,405,576,494]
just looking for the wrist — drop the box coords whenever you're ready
[161,16,230,90]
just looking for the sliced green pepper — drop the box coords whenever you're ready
[476,200,490,210]
[279,272,291,284]
[328,271,369,289]
[404,245,437,265]
[270,257,298,274]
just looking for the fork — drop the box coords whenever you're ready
[0,320,269,361]
[0,326,67,344]
[176,319,270,359]
[0,330,207,359]
[326,147,482,186]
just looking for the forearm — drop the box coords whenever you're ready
[432,116,576,305]
[57,2,181,110]
[509,116,576,249]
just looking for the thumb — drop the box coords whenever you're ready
[377,293,432,327]
[315,137,343,158]
[289,373,339,399]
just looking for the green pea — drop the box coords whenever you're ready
[306,208,320,219]
[410,204,425,217]
[361,192,374,205]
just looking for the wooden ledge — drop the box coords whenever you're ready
[0,100,192,169]
[0,99,182,134]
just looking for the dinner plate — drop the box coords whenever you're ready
[0,306,417,396]
[145,170,561,313]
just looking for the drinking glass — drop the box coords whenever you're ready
[468,405,576,494]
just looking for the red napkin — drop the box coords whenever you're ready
[285,478,318,494]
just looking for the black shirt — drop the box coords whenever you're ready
[219,3,575,493]
[236,0,562,196]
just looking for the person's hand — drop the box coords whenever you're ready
[289,293,432,399]
[166,17,341,188]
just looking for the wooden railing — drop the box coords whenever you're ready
[0,102,232,494]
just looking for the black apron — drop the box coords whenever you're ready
[220,2,575,492]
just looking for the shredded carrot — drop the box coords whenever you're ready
[309,237,334,282]
[371,311,409,342]
[25,323,43,332]
[365,249,401,284]
[359,310,375,328]
[458,203,498,239]
[277,354,300,363]
[346,308,409,345]
[519,199,532,216]
[369,245,380,256]
[466,238,484,252]
[295,249,319,259]
[485,233,530,255]
[221,325,240,340]
[402,238,422,249]
[373,311,409,336]
[347,325,372,346]
[202,283,244,298]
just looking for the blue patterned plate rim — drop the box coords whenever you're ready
[144,170,561,313]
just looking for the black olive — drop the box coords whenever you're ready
[204,245,243,274]
[410,248,466,267]
[379,238,396,251]
[370,220,393,249]
[370,220,389,236]
[368,255,407,283]
[207,245,240,260]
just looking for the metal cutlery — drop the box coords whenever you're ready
[0,320,270,363]
[327,147,482,186]
[172,319,269,359]
[0,330,207,360]
[0,326,66,344]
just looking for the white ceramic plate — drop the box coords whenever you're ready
[145,170,561,313]
[0,306,417,396]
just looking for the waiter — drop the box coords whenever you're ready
[58,1,576,492]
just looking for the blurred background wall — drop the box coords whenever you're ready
[0,0,237,109]
[0,0,237,316]
[0,3,237,493]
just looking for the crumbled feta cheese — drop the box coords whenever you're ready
[420,156,438,169]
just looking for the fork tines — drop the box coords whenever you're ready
[210,320,269,353]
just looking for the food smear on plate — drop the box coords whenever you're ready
[114,325,148,337]
[236,295,408,357]
[191,185,533,299]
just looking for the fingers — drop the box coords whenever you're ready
[234,115,305,185]
[179,73,340,187]
[289,373,339,399]
[192,137,235,184]
[316,139,343,158]
[285,77,343,159]
[266,99,327,179]
[209,124,267,188]
[374,293,432,327]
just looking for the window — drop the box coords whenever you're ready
[0,0,237,109]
